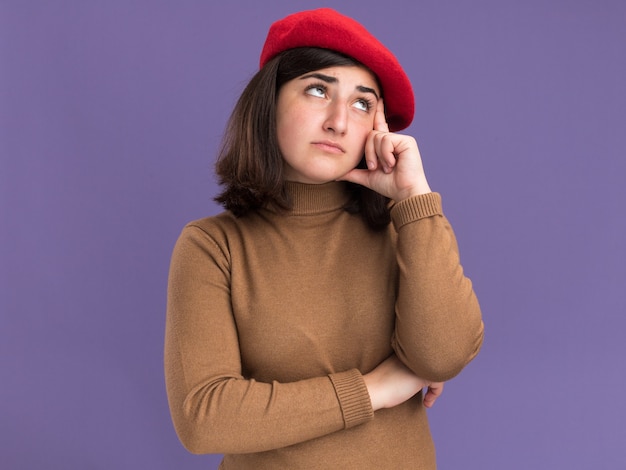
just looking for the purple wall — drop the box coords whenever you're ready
[1,1,625,468]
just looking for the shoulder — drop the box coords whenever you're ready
[185,211,238,237]
[172,211,244,260]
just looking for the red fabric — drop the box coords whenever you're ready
[260,8,414,131]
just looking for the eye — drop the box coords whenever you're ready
[352,98,373,112]
[305,84,327,98]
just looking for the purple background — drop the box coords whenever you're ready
[1,1,625,468]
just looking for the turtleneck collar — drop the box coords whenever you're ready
[275,181,353,215]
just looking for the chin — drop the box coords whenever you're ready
[285,160,355,184]
[307,173,345,184]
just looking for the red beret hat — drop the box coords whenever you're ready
[260,8,414,131]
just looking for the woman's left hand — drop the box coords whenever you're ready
[339,99,431,201]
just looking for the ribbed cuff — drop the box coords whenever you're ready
[328,369,374,429]
[390,192,443,230]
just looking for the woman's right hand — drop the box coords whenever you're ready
[363,354,444,411]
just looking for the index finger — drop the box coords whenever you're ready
[373,98,389,133]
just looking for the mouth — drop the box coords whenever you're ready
[311,140,345,154]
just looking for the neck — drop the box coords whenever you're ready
[277,181,352,215]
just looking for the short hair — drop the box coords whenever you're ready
[214,47,391,230]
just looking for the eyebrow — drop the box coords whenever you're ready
[299,72,379,99]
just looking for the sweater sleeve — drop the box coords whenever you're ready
[389,192,484,382]
[164,223,373,455]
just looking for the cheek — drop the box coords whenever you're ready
[276,105,295,150]
[352,123,373,153]
[277,115,302,156]
[277,102,305,136]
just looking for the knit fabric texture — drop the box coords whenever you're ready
[165,182,484,469]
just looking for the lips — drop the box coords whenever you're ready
[311,140,345,153]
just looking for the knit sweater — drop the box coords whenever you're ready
[164,181,484,469]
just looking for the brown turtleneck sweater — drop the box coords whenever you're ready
[165,182,483,469]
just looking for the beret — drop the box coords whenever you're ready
[259,8,414,131]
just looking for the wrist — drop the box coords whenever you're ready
[396,172,431,200]
[363,371,384,411]
[397,183,431,201]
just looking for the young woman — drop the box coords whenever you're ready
[165,8,484,469]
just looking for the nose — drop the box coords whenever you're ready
[323,101,347,135]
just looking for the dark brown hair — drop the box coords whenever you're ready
[214,47,391,230]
